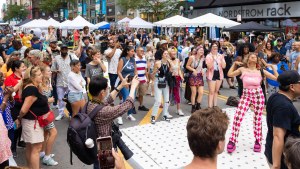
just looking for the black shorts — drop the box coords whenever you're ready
[212,70,220,81]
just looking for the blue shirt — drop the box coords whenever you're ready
[266,61,289,87]
[289,51,300,70]
[6,46,16,55]
[0,88,14,130]
[273,46,287,57]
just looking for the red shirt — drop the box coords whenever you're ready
[4,73,22,101]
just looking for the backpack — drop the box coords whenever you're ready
[67,102,104,165]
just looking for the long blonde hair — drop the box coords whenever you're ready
[40,66,51,90]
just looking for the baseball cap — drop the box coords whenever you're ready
[60,44,68,49]
[160,40,167,45]
[277,38,282,42]
[277,70,300,86]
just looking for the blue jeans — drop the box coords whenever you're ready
[120,87,134,115]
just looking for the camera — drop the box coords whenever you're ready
[111,122,133,160]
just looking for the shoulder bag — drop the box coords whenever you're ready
[29,109,55,129]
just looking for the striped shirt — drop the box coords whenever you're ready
[135,56,147,83]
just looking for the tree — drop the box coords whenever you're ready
[40,0,77,16]
[117,0,183,21]
[3,4,29,22]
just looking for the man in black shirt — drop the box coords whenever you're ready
[265,70,300,169]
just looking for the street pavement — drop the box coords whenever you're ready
[13,81,300,169]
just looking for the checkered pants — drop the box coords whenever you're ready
[229,88,265,145]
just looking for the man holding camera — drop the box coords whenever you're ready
[87,75,139,169]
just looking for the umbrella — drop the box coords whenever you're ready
[223,21,280,32]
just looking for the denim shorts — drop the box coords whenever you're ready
[68,92,84,103]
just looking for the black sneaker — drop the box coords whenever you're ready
[18,141,26,148]
[151,116,156,124]
[162,116,170,122]
[138,105,149,111]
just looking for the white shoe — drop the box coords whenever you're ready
[43,156,58,166]
[166,114,173,119]
[126,114,136,121]
[117,117,123,125]
[177,109,184,116]
[55,114,64,121]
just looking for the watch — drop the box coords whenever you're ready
[114,88,120,92]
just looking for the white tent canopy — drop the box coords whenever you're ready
[67,15,96,29]
[154,15,193,27]
[118,17,131,24]
[95,21,109,28]
[47,18,60,27]
[129,17,153,29]
[188,13,240,28]
[21,19,51,29]
[60,20,71,29]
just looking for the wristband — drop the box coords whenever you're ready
[114,88,120,93]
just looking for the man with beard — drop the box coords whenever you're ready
[51,45,77,121]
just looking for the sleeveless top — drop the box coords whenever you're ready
[158,63,170,78]
[172,59,179,76]
[192,57,204,73]
[121,57,135,78]
[241,71,262,89]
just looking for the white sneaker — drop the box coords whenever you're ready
[166,114,173,119]
[55,114,64,121]
[126,114,136,121]
[177,109,184,116]
[42,156,58,166]
[117,117,123,125]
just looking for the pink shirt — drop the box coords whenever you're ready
[205,53,224,80]
[241,72,262,89]
[0,115,12,163]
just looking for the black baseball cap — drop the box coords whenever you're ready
[60,44,68,50]
[277,70,300,86]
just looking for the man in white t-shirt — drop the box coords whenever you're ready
[104,39,123,124]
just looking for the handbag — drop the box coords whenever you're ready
[157,77,167,88]
[29,110,55,129]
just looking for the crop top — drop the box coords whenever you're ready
[240,71,262,89]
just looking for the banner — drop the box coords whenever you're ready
[95,0,100,14]
[77,3,82,15]
[101,0,107,15]
[83,2,87,16]
[64,9,68,20]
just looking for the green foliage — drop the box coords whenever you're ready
[3,4,29,22]
[117,0,183,21]
[40,0,62,14]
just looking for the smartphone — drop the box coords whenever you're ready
[96,136,115,169]
[127,76,133,83]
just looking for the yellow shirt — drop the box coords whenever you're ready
[1,64,13,78]
[22,35,32,48]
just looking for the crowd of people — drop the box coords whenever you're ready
[0,25,299,169]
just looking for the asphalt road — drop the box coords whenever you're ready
[14,81,300,169]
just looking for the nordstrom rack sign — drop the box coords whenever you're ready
[194,1,300,19]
